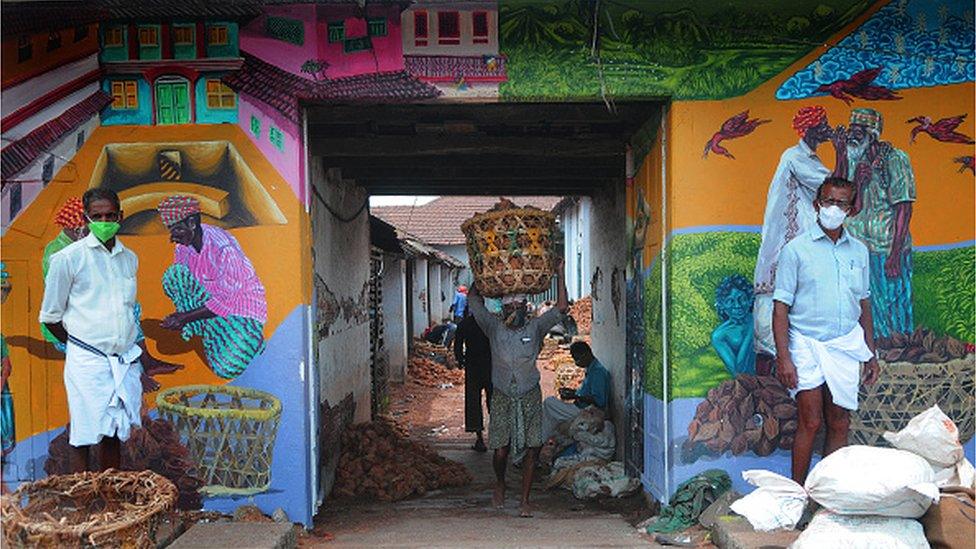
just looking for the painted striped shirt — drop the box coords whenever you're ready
[174,224,267,323]
[845,147,916,254]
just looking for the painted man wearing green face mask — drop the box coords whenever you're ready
[39,188,181,473]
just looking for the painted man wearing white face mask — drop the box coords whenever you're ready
[772,177,880,484]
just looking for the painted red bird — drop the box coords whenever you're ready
[814,67,902,105]
[702,110,770,159]
[954,155,974,174]
[907,114,975,144]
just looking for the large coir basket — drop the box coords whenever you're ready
[0,469,177,548]
[851,355,975,446]
[461,207,557,297]
[157,384,281,496]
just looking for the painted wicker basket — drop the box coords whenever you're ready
[0,469,177,549]
[461,207,557,298]
[157,384,281,496]
[851,354,975,446]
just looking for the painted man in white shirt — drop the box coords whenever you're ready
[40,188,178,473]
[754,106,834,371]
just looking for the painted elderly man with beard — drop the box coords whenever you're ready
[835,108,916,338]
[467,260,568,518]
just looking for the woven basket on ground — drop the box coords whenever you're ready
[851,354,975,446]
[0,469,177,549]
[156,384,282,496]
[461,207,557,297]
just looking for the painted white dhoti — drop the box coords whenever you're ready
[64,337,143,447]
[788,325,873,411]
[542,396,582,441]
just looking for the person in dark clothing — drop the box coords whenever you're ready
[454,310,492,452]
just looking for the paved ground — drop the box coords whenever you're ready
[302,440,659,547]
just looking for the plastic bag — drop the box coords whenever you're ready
[884,404,976,488]
[791,511,929,549]
[571,461,639,499]
[731,446,939,531]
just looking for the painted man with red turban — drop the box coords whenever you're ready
[157,196,267,379]
[753,106,834,369]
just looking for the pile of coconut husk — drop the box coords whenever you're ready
[537,338,572,371]
[569,297,592,335]
[331,419,471,502]
[409,339,464,387]
[875,328,973,363]
[45,416,204,510]
[683,375,798,459]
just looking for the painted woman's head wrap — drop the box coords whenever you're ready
[158,196,201,227]
[54,197,86,229]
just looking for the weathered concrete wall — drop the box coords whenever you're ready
[561,197,593,301]
[411,258,429,337]
[589,179,629,458]
[427,262,442,325]
[382,256,409,382]
[312,166,372,424]
[438,244,471,285]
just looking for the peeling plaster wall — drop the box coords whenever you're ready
[428,261,442,325]
[589,179,629,458]
[311,165,372,424]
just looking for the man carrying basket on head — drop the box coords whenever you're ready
[467,259,568,518]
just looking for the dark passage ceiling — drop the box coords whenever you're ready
[306,102,663,196]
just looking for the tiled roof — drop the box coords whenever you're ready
[404,54,507,83]
[1,2,108,39]
[372,196,563,246]
[1,91,112,181]
[96,0,264,20]
[223,53,441,124]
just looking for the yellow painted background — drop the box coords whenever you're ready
[0,124,310,441]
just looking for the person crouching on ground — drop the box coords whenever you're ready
[40,188,179,473]
[772,177,879,484]
[454,308,492,452]
[542,341,611,443]
[467,260,568,518]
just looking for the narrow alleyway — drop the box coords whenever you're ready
[298,341,659,548]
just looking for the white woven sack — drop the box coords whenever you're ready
[791,511,928,549]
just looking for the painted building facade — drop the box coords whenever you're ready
[0,0,973,529]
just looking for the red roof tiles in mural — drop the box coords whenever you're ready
[1,91,112,181]
[223,53,441,124]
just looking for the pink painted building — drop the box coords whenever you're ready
[239,2,407,80]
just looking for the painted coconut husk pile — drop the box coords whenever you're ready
[683,375,799,460]
[331,419,472,502]
[853,328,975,446]
[44,416,204,510]
[461,199,557,298]
[409,339,464,387]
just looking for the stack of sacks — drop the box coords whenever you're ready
[731,405,976,548]
[883,405,975,489]
[731,445,937,547]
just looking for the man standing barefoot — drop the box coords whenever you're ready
[467,261,568,517]
[772,177,879,484]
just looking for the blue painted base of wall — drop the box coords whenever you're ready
[643,392,976,501]
[1,305,314,527]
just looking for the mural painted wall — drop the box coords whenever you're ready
[627,0,974,500]
[1,5,316,525]
[1,0,972,521]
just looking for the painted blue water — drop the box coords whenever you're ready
[777,0,975,100]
